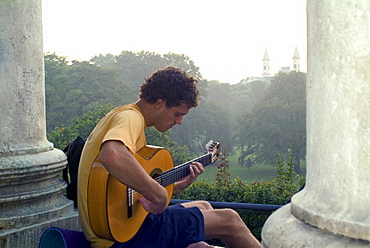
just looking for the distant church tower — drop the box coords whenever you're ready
[292,46,300,72]
[262,48,271,76]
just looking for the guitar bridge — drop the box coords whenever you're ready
[127,187,133,218]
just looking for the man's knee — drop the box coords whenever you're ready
[218,208,246,228]
[182,200,213,210]
[195,201,213,210]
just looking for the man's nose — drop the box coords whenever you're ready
[175,116,183,125]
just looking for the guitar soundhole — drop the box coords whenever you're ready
[150,168,162,183]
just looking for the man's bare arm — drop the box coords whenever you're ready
[99,140,168,214]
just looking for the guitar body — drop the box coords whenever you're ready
[87,141,219,243]
[88,145,174,242]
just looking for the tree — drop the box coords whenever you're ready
[91,51,205,92]
[46,51,241,160]
[145,127,192,165]
[48,103,114,149]
[170,101,233,156]
[204,80,269,136]
[236,72,306,173]
[45,53,136,132]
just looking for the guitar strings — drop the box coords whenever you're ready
[129,154,212,199]
[112,146,219,208]
[131,144,218,195]
[153,155,212,187]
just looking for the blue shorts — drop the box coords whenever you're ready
[110,204,205,248]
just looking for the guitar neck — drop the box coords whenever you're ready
[156,153,212,188]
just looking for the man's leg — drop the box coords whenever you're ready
[181,200,213,211]
[181,201,261,248]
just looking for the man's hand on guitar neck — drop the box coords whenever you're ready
[173,162,204,195]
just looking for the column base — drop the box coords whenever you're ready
[261,205,370,248]
[0,148,72,228]
[0,209,80,248]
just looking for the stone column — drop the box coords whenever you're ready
[0,0,77,246]
[261,1,370,247]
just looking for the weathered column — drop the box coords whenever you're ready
[0,0,77,247]
[261,1,370,247]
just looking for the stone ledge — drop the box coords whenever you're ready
[0,209,80,248]
[261,205,370,248]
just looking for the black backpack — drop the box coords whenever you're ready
[62,136,86,208]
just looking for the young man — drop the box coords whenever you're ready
[77,67,261,248]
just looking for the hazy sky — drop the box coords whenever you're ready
[42,0,307,84]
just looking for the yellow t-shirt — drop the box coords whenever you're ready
[77,103,147,248]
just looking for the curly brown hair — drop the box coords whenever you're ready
[139,67,200,108]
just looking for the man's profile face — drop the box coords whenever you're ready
[153,101,190,132]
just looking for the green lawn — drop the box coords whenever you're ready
[199,163,280,184]
[197,150,306,184]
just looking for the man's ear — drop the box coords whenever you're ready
[155,99,166,109]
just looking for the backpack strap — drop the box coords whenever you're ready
[63,136,86,208]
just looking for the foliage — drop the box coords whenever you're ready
[45,51,221,158]
[45,51,205,133]
[45,51,307,171]
[91,51,205,93]
[215,147,231,188]
[206,80,269,123]
[171,100,233,155]
[45,52,136,132]
[145,127,192,165]
[174,146,305,243]
[236,72,306,173]
[203,80,269,145]
[48,104,114,149]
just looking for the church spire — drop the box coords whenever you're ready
[262,48,271,76]
[292,46,300,72]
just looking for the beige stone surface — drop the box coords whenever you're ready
[262,205,370,248]
[262,0,370,246]
[0,0,79,247]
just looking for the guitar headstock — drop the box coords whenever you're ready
[205,140,220,164]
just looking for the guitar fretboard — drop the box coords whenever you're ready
[156,153,212,188]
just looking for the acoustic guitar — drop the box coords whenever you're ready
[87,140,220,242]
